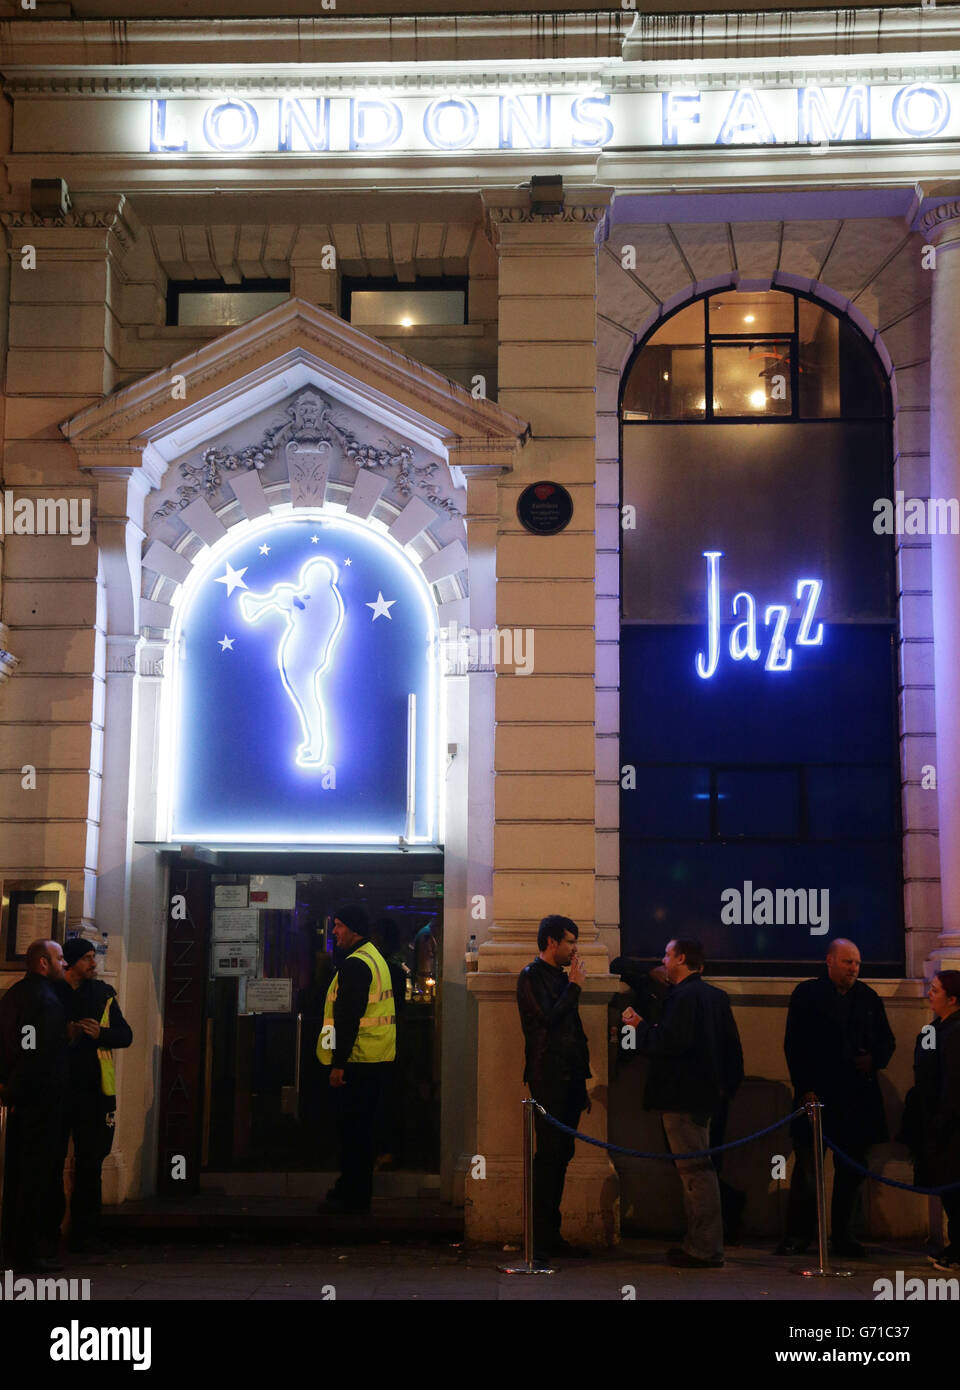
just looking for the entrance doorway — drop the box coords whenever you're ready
[158,857,443,1189]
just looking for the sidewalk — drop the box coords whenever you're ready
[45,1235,939,1301]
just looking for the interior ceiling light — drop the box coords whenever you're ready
[744,314,756,323]
[749,389,767,407]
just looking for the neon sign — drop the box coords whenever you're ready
[239,557,345,768]
[696,551,824,679]
[162,513,438,845]
[148,83,957,155]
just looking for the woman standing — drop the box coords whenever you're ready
[908,969,960,1271]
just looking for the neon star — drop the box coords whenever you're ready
[366,592,396,621]
[215,562,248,597]
[344,558,352,566]
[259,544,270,556]
[310,535,319,544]
[218,635,235,651]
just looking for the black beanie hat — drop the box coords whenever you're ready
[64,937,97,968]
[333,904,368,936]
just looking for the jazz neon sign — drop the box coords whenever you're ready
[696,551,824,678]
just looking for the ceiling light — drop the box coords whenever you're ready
[749,389,766,408]
[743,314,756,324]
[400,317,413,328]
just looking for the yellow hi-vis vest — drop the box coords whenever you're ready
[316,941,396,1066]
[97,996,116,1098]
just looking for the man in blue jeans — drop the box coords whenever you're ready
[516,915,592,1259]
[622,938,744,1268]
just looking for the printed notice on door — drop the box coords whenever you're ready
[245,978,293,1013]
[16,903,54,955]
[212,907,259,941]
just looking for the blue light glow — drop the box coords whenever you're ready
[162,513,438,844]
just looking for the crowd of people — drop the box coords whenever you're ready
[0,916,957,1275]
[517,916,960,1271]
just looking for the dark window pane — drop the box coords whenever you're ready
[621,766,712,838]
[838,315,889,418]
[716,768,800,839]
[806,765,898,838]
[712,341,792,416]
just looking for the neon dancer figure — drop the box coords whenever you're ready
[240,557,345,767]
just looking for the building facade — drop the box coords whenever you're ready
[1,3,959,1244]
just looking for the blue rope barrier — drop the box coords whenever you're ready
[534,1103,807,1160]
[824,1138,960,1196]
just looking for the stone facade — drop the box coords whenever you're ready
[0,6,958,1246]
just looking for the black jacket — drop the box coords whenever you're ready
[903,1010,960,1187]
[60,978,133,1095]
[632,973,744,1117]
[0,973,68,1108]
[517,958,591,1088]
[784,973,895,1146]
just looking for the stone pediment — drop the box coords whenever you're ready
[61,296,528,479]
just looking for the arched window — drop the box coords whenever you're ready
[619,288,901,974]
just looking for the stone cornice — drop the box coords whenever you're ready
[0,196,138,252]
[917,197,960,240]
[12,51,960,99]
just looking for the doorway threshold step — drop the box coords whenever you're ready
[198,1170,440,1199]
[101,1193,462,1242]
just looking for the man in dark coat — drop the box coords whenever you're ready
[56,937,134,1252]
[622,938,744,1268]
[778,937,896,1258]
[517,914,591,1259]
[904,968,960,1271]
[0,938,68,1271]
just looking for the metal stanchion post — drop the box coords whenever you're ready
[798,1101,852,1279]
[499,1098,555,1275]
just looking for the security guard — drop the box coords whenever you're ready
[316,904,396,1214]
[57,937,133,1253]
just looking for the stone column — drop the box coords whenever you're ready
[465,190,618,1246]
[74,451,164,1204]
[919,193,960,972]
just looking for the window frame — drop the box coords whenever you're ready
[621,288,892,425]
[165,277,291,328]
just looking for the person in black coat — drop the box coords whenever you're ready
[56,937,133,1252]
[0,939,68,1272]
[516,914,591,1259]
[902,968,960,1271]
[621,938,744,1268]
[778,938,896,1258]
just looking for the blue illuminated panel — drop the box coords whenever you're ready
[165,514,437,844]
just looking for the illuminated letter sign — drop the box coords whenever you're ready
[202,99,259,152]
[164,514,437,844]
[349,99,403,151]
[423,97,480,150]
[696,551,824,678]
[797,85,870,143]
